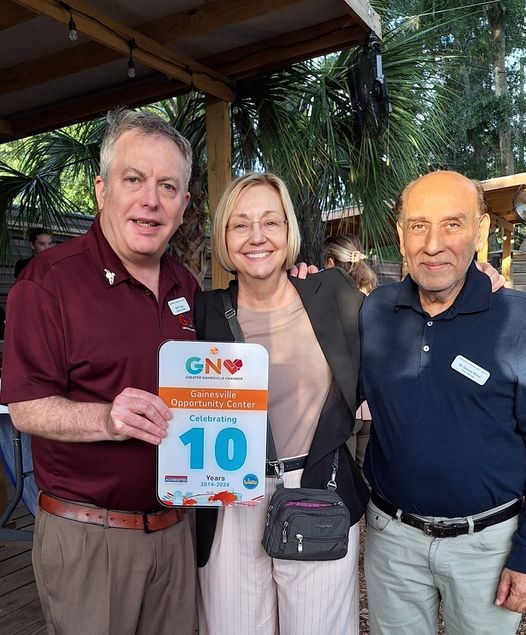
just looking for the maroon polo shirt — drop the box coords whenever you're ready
[1,215,198,511]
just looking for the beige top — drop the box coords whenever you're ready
[238,296,331,459]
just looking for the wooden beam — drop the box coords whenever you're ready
[0,16,365,143]
[1,1,36,30]
[0,41,120,96]
[205,96,233,290]
[341,0,382,38]
[12,0,235,101]
[202,17,365,79]
[0,0,302,96]
[0,119,13,135]
[490,211,516,281]
[478,214,517,266]
[142,0,304,45]
[1,12,370,142]
[482,172,526,192]
[0,75,190,142]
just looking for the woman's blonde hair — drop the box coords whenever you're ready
[212,172,301,273]
[323,234,378,295]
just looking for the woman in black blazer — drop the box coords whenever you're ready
[195,172,368,635]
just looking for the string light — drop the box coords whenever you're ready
[68,10,78,41]
[57,2,78,41]
[56,1,213,86]
[127,39,136,79]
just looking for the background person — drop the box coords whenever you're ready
[361,170,526,634]
[195,172,369,635]
[1,109,198,635]
[323,234,377,475]
[14,227,53,278]
[323,234,378,295]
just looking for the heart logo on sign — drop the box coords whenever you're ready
[224,359,243,375]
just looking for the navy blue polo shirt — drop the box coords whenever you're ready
[360,263,526,572]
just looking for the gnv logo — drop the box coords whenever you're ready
[185,357,243,376]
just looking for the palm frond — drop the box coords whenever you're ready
[0,160,77,263]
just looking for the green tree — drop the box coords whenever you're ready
[384,0,526,179]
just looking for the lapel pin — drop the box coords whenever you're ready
[104,268,115,285]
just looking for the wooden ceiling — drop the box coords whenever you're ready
[0,0,381,143]
[482,172,526,226]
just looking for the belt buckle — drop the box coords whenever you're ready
[268,460,284,480]
[422,521,434,536]
[422,520,466,538]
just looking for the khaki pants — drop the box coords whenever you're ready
[365,499,521,635]
[198,469,360,635]
[33,507,196,635]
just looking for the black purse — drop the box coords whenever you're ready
[261,449,351,561]
[222,290,351,561]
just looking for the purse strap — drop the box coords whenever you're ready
[221,291,279,464]
[221,289,340,490]
[221,287,245,343]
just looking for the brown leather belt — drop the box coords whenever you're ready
[38,492,184,533]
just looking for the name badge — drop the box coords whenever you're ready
[168,297,191,315]
[451,355,490,386]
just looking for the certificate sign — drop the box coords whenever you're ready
[157,341,269,507]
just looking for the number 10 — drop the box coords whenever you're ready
[179,427,247,471]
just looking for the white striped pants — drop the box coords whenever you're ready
[197,469,360,635]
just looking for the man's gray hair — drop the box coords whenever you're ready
[99,108,193,189]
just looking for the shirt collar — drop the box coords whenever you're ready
[395,261,492,318]
[87,214,184,292]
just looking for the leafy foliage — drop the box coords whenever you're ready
[382,0,526,179]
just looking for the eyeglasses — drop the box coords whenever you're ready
[226,218,288,236]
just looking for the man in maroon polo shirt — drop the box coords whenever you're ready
[1,109,198,634]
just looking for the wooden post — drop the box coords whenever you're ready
[483,214,515,280]
[205,95,232,290]
[498,216,516,281]
[501,230,512,281]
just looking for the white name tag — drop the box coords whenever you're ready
[168,297,191,315]
[451,355,490,386]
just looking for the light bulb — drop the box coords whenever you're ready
[127,39,136,79]
[68,16,78,41]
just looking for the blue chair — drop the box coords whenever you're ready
[0,412,37,541]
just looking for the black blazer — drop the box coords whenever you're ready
[194,268,370,566]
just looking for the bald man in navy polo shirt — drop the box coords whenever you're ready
[2,110,198,634]
[361,171,526,634]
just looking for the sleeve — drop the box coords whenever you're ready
[1,278,68,404]
[333,267,364,409]
[505,325,526,573]
[358,297,367,405]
